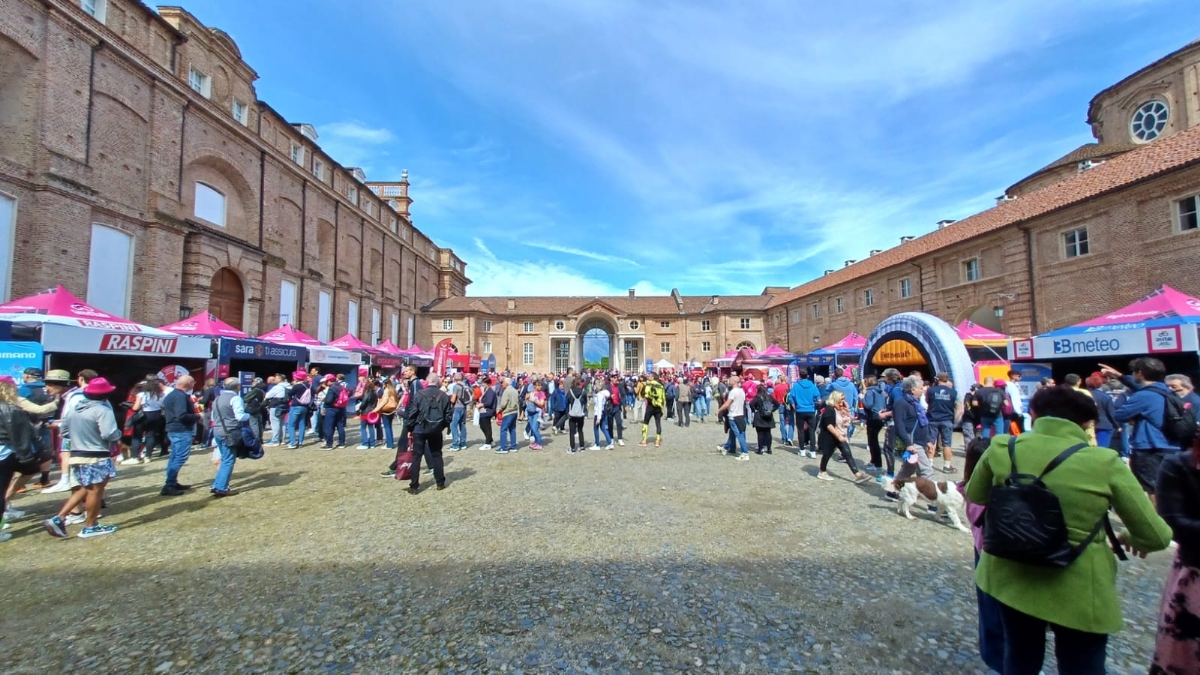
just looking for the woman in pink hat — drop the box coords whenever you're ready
[43,376,121,539]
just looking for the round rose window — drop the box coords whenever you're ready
[1130,100,1169,142]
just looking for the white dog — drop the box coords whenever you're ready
[881,476,970,533]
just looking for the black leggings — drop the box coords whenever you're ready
[0,454,17,515]
[795,412,817,451]
[568,417,586,449]
[820,437,860,474]
[478,416,494,444]
[642,405,662,436]
[866,418,884,467]
[553,410,568,431]
[755,427,772,452]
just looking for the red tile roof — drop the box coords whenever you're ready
[424,294,775,316]
[766,123,1200,309]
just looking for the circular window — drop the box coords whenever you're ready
[1130,100,1169,142]
[629,320,640,330]
[554,320,565,331]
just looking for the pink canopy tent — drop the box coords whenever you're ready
[159,312,248,339]
[0,285,211,357]
[375,339,406,355]
[1074,284,1200,327]
[954,320,1010,347]
[820,332,867,351]
[257,324,323,346]
[328,332,381,354]
[758,344,793,357]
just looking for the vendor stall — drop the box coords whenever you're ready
[215,338,306,382]
[795,332,865,376]
[0,286,211,394]
[953,320,1012,383]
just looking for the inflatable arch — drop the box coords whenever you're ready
[859,312,975,402]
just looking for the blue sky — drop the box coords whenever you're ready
[181,0,1195,297]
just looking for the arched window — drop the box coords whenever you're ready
[194,182,226,226]
[736,341,757,352]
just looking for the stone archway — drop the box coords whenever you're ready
[208,267,245,330]
[955,304,1003,333]
[577,316,618,372]
[860,312,974,398]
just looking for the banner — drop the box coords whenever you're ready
[0,341,42,381]
[1011,325,1198,361]
[238,371,255,396]
[40,323,211,358]
[219,338,305,363]
[432,338,454,376]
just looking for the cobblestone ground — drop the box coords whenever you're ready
[0,414,1170,674]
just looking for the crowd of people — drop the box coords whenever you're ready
[1,355,1199,673]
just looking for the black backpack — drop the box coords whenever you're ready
[242,388,265,416]
[0,402,35,465]
[981,437,1125,568]
[982,387,1005,417]
[1145,387,1198,447]
[416,389,448,434]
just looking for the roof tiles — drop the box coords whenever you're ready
[424,294,775,316]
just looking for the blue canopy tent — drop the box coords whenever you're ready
[793,332,866,367]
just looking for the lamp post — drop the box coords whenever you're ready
[179,306,192,320]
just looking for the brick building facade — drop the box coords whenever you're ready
[422,290,775,373]
[0,0,467,345]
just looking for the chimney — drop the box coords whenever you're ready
[844,260,856,267]
[628,289,635,299]
[868,249,882,256]
[506,299,516,311]
[711,295,719,305]
[936,219,956,229]
[823,269,834,276]
[899,236,915,244]
[995,194,1016,206]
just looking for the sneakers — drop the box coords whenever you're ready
[736,454,750,462]
[119,457,142,466]
[567,448,577,454]
[287,444,299,449]
[78,523,118,538]
[604,443,614,450]
[942,465,957,474]
[807,450,817,459]
[356,444,370,450]
[65,513,89,526]
[479,444,492,451]
[43,516,67,538]
[4,507,26,520]
[884,491,900,502]
[529,444,543,451]
[816,471,833,481]
[588,445,602,451]
[617,439,625,447]
[495,448,509,454]
[42,479,71,494]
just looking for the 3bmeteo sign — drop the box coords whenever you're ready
[1051,337,1121,355]
[99,334,179,354]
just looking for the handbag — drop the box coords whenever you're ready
[125,409,145,431]
[394,450,414,481]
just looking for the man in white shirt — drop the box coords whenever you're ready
[1005,369,1027,433]
[264,374,290,447]
[718,375,750,460]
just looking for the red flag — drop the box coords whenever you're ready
[432,338,455,376]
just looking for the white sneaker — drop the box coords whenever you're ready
[588,445,601,451]
[120,457,141,466]
[42,479,70,494]
[356,444,369,450]
[736,454,750,461]
[479,444,491,451]
[65,512,87,526]
[617,439,625,446]
[605,444,614,450]
[4,508,26,520]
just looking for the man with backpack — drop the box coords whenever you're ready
[406,373,451,494]
[1104,357,1197,502]
[447,373,470,451]
[976,377,1008,440]
[565,379,588,453]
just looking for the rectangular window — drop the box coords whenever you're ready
[899,278,912,298]
[740,318,751,330]
[522,342,534,365]
[290,142,304,166]
[523,321,534,332]
[812,303,820,319]
[0,193,14,301]
[1063,227,1090,258]
[660,321,670,329]
[391,312,399,344]
[87,224,133,317]
[365,201,375,217]
[188,67,211,98]
[347,186,358,205]
[963,258,980,282]
[429,246,437,260]
[660,342,670,354]
[700,319,711,331]
[554,341,570,372]
[701,341,711,352]
[232,100,248,126]
[313,159,324,181]
[389,216,398,233]
[371,308,381,344]
[482,320,493,332]
[482,340,492,354]
[407,316,415,346]
[863,289,874,307]
[279,279,297,327]
[193,182,226,226]
[317,291,332,342]
[835,297,844,313]
[1177,195,1198,232]
[791,309,800,324]
[623,339,640,373]
[81,0,107,23]
[347,300,359,337]
[442,319,454,330]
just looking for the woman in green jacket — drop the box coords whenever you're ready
[965,385,1171,674]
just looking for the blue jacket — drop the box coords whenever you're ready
[892,394,930,447]
[1090,388,1117,432]
[1113,378,1174,451]
[830,377,858,411]
[787,380,821,413]
[862,383,888,420]
[550,387,567,413]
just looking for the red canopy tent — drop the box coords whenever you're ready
[159,312,248,339]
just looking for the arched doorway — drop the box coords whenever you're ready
[955,304,1003,333]
[208,268,244,330]
[579,317,613,371]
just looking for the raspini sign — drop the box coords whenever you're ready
[99,334,180,354]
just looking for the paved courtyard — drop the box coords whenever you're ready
[1,417,1170,674]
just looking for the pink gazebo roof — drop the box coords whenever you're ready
[328,333,380,353]
[257,324,323,346]
[375,339,406,355]
[159,312,248,338]
[759,344,792,357]
[821,332,867,351]
[718,349,739,359]
[954,320,1009,341]
[1077,284,1200,326]
[0,285,139,327]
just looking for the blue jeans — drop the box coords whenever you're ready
[526,410,543,445]
[779,410,794,444]
[451,406,467,448]
[594,415,612,446]
[695,397,709,418]
[974,550,1005,672]
[499,414,517,450]
[980,416,1005,440]
[724,417,749,455]
[323,407,346,446]
[359,417,376,447]
[382,413,395,448]
[212,434,236,491]
[165,431,194,486]
[268,407,285,445]
[287,405,308,446]
[999,601,1107,674]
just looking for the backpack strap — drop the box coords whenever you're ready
[1037,442,1091,480]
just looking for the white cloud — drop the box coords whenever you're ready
[468,238,666,297]
[322,122,395,145]
[522,242,641,267]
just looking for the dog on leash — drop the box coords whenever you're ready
[881,476,970,532]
